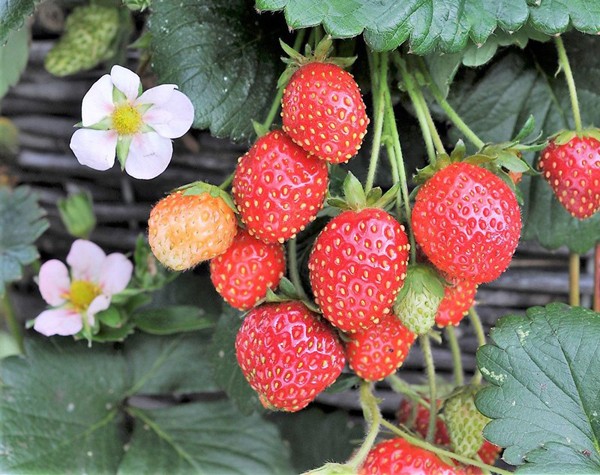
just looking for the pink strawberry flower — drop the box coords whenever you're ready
[33,240,133,337]
[70,65,194,180]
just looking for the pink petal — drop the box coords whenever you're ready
[99,253,133,295]
[87,295,111,325]
[81,74,114,127]
[70,129,118,171]
[110,65,141,103]
[124,132,173,180]
[38,260,70,306]
[141,90,195,139]
[67,240,106,282]
[34,308,82,336]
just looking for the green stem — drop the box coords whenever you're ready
[365,50,389,194]
[554,36,583,133]
[347,381,382,471]
[569,253,581,307]
[417,58,485,149]
[383,86,416,262]
[445,326,464,387]
[379,419,513,475]
[1,290,24,353]
[287,238,309,301]
[419,335,437,443]
[218,172,234,190]
[468,307,486,385]
[385,141,403,214]
[386,373,429,408]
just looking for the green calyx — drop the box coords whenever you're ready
[174,181,238,214]
[327,171,400,212]
[394,264,444,335]
[277,36,356,89]
[550,127,600,145]
[264,279,321,314]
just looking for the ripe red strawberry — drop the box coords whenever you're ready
[397,399,450,446]
[210,229,285,310]
[539,135,600,219]
[308,208,410,333]
[346,314,415,381]
[359,438,462,475]
[232,130,328,244]
[282,62,369,164]
[148,190,237,271]
[235,301,345,412]
[435,277,478,327]
[412,163,521,284]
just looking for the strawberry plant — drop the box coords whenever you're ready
[1,0,600,474]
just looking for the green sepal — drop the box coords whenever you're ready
[342,172,367,210]
[93,321,136,342]
[176,181,238,214]
[551,127,600,145]
[252,119,270,138]
[365,187,383,205]
[96,306,124,328]
[112,85,128,104]
[116,135,132,169]
[396,264,445,302]
[368,182,401,210]
[83,117,112,131]
[325,197,351,210]
[512,114,537,142]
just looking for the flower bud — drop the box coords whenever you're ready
[58,191,96,239]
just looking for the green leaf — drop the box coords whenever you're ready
[444,36,600,254]
[209,308,263,415]
[0,0,40,43]
[476,303,600,473]
[133,305,216,335]
[120,403,293,475]
[0,186,49,296]
[148,0,285,142]
[255,0,599,54]
[0,26,28,99]
[270,407,363,473]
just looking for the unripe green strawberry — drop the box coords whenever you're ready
[444,385,491,458]
[394,265,444,335]
[45,5,121,77]
[148,189,237,271]
[235,301,345,412]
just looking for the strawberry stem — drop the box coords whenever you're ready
[1,290,24,354]
[419,335,438,443]
[416,57,486,150]
[554,36,583,134]
[445,326,464,387]
[386,373,430,408]
[365,49,389,194]
[287,238,309,301]
[218,172,234,190]
[569,253,581,307]
[347,381,382,471]
[468,307,486,385]
[379,419,513,475]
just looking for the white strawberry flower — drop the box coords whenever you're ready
[70,65,194,180]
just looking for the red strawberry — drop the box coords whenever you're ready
[397,399,450,446]
[148,190,237,271]
[539,135,600,219]
[435,277,478,327]
[282,62,369,163]
[235,301,345,412]
[232,130,328,244]
[359,438,462,475]
[346,314,415,381]
[210,229,285,310]
[308,208,410,333]
[412,163,521,284]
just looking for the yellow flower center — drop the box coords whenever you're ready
[67,280,101,311]
[111,104,143,135]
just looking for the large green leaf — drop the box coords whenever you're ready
[120,403,292,475]
[0,0,39,43]
[256,0,600,54]
[148,0,285,142]
[0,26,28,99]
[444,35,600,254]
[476,304,600,473]
[0,334,292,474]
[0,186,49,296]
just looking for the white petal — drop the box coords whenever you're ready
[137,84,177,107]
[87,295,111,325]
[34,308,82,336]
[124,132,173,180]
[38,260,70,306]
[70,129,117,171]
[99,253,133,295]
[141,90,195,138]
[110,65,141,103]
[67,239,106,282]
[81,74,114,127]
